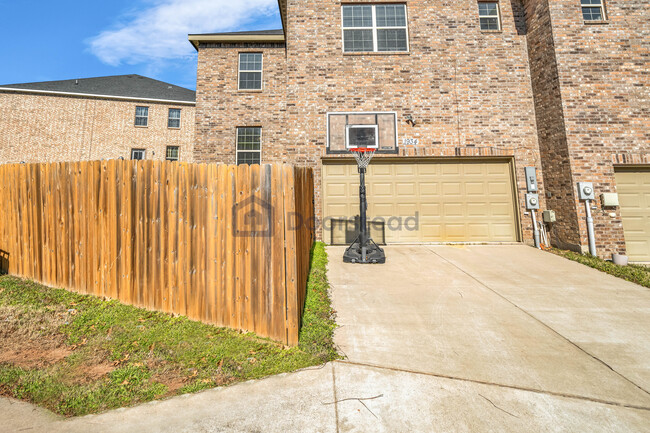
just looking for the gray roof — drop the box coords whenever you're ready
[0,75,196,103]
[188,29,284,37]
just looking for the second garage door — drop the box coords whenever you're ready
[322,160,519,243]
[615,170,650,262]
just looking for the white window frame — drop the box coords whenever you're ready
[235,127,262,165]
[167,108,181,129]
[238,53,263,91]
[346,124,379,149]
[135,106,149,127]
[581,0,606,21]
[478,1,502,31]
[341,4,410,53]
[166,146,180,161]
[131,148,146,160]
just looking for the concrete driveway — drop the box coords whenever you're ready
[3,245,650,432]
[328,245,650,430]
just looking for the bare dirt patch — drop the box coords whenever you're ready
[0,340,72,369]
[0,305,72,368]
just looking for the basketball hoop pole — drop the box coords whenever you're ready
[343,149,386,264]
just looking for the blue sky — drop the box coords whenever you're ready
[0,0,282,90]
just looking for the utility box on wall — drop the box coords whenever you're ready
[542,210,556,223]
[577,182,595,200]
[600,193,619,207]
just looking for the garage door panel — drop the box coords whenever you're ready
[372,183,394,196]
[323,161,517,243]
[442,182,462,196]
[614,171,650,262]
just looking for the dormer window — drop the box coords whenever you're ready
[342,4,409,53]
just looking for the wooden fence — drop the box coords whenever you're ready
[0,161,314,345]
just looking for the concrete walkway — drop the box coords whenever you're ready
[2,245,650,432]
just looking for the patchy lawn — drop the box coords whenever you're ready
[0,242,338,417]
[550,248,650,289]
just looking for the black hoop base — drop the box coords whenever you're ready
[343,237,386,264]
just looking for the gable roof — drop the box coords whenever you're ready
[188,0,287,50]
[0,75,196,104]
[188,29,285,50]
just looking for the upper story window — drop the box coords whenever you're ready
[236,127,262,165]
[168,108,181,128]
[342,4,409,53]
[135,106,148,127]
[581,0,606,21]
[238,53,263,90]
[478,2,501,31]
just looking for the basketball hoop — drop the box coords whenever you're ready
[343,147,386,264]
[349,148,376,170]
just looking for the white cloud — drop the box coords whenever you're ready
[89,0,279,66]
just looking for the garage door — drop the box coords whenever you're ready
[615,170,650,262]
[322,160,519,243]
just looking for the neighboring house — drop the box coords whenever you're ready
[189,0,650,262]
[0,75,196,163]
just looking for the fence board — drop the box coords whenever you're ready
[0,161,313,345]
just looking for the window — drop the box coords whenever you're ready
[581,0,606,21]
[131,148,146,160]
[342,4,408,53]
[166,146,179,161]
[236,127,261,165]
[347,125,379,149]
[238,53,263,90]
[135,106,148,127]
[478,2,501,31]
[168,108,181,128]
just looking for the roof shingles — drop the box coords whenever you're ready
[0,75,196,103]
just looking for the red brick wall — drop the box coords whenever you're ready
[525,0,650,257]
[0,91,195,164]
[195,0,545,243]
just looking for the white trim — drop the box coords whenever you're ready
[478,1,502,31]
[346,124,379,149]
[131,148,146,160]
[238,52,264,91]
[167,107,182,129]
[581,0,607,21]
[235,126,263,165]
[326,111,399,153]
[341,4,410,54]
[0,87,195,106]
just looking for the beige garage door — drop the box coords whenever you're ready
[323,160,519,243]
[615,170,650,262]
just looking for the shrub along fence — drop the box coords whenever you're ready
[0,160,314,345]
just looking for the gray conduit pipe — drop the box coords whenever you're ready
[584,199,597,256]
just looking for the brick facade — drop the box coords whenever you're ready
[0,91,195,164]
[194,0,545,244]
[524,0,650,256]
[193,0,649,257]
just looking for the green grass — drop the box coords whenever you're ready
[550,248,650,288]
[0,242,338,417]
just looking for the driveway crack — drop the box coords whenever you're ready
[425,246,650,400]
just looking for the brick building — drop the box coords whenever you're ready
[191,0,649,261]
[0,75,196,164]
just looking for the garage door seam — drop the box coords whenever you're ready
[425,246,650,400]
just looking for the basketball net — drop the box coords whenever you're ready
[350,148,376,169]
